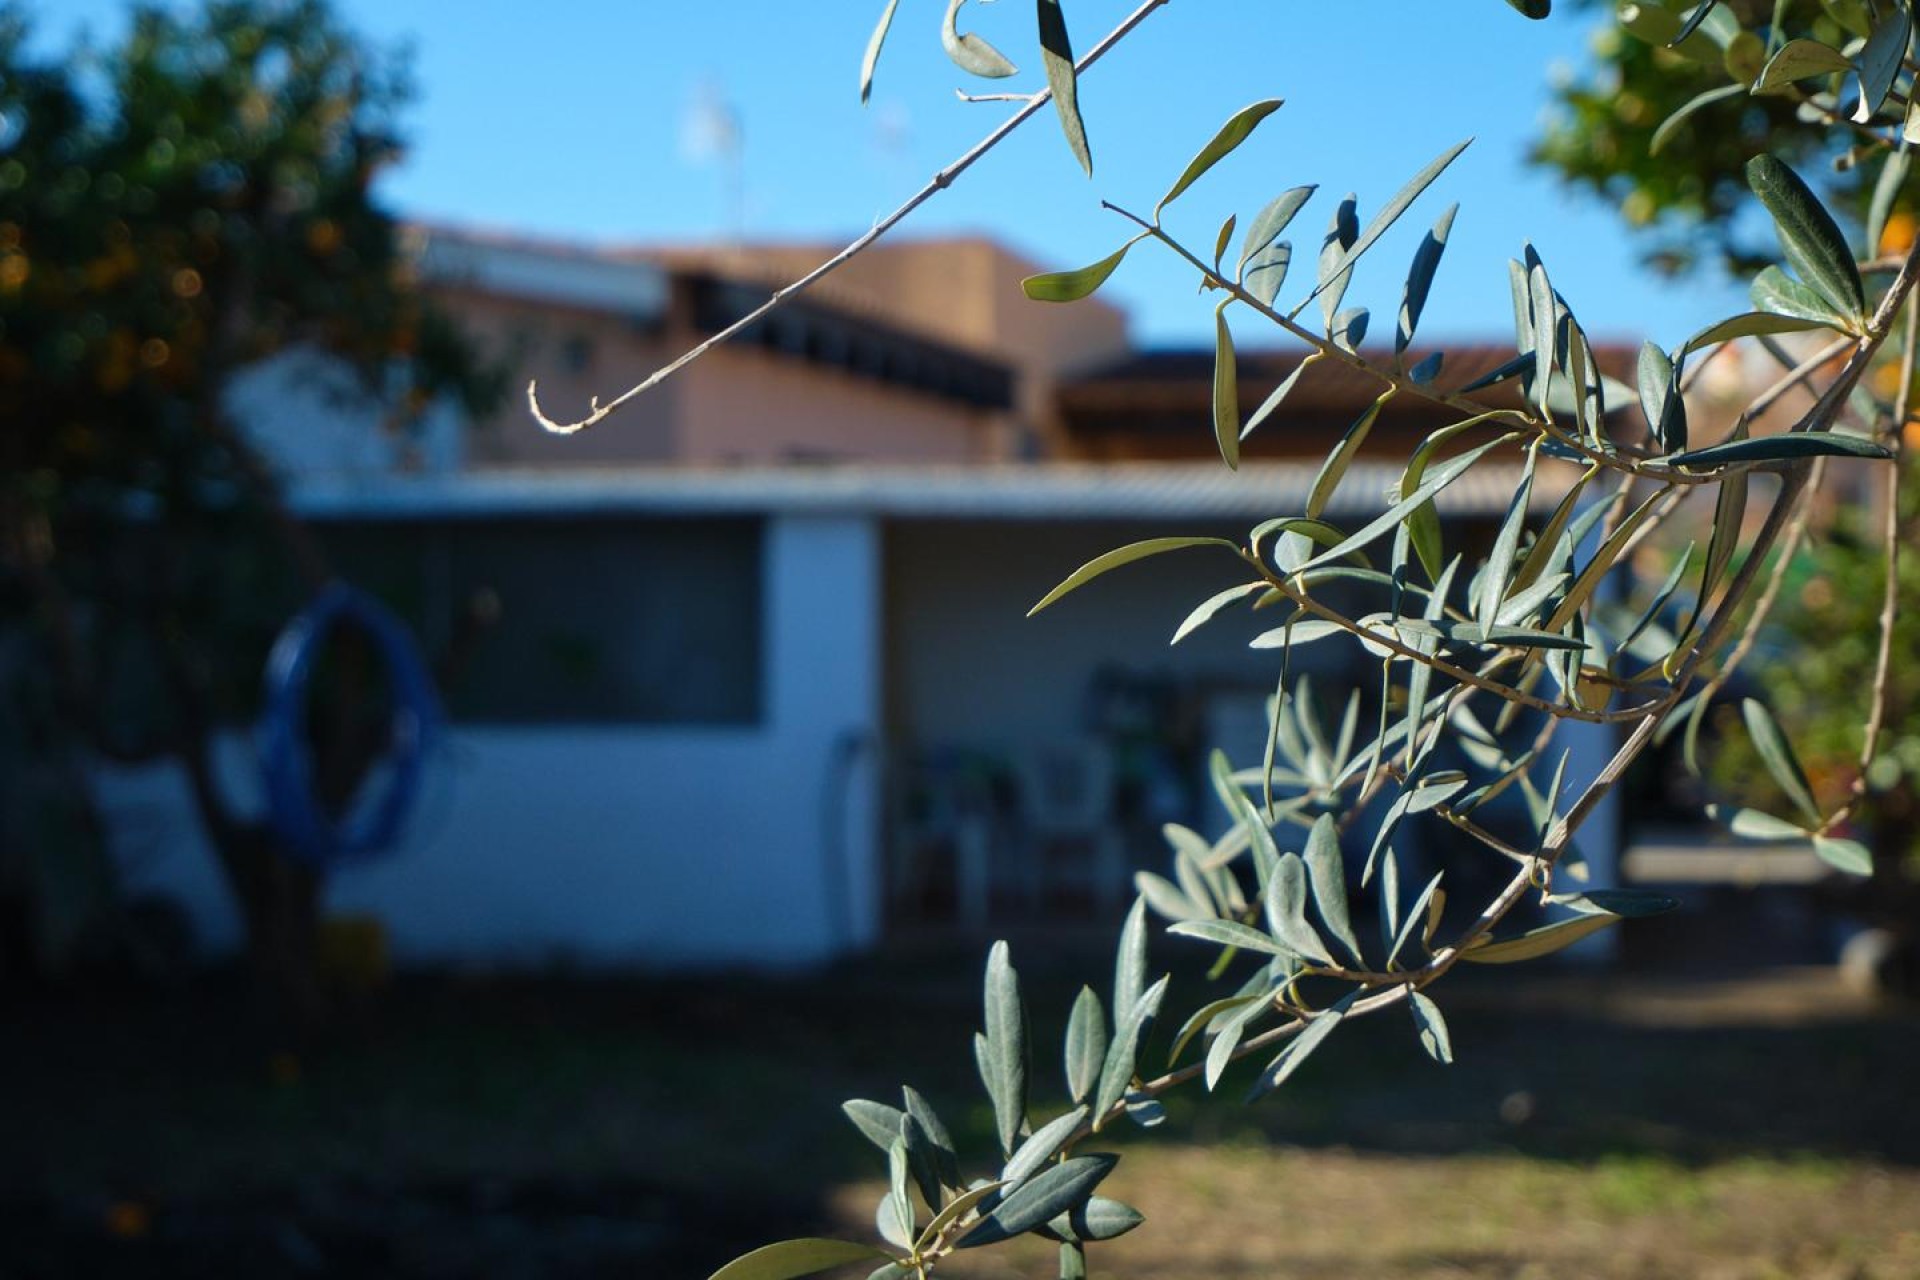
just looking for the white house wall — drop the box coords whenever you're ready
[886,519,1340,758]
[95,513,884,972]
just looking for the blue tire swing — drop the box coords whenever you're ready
[259,583,441,869]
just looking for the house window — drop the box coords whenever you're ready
[321,516,764,726]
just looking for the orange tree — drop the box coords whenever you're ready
[0,2,496,1013]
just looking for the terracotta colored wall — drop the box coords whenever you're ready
[679,343,997,464]
[439,288,683,466]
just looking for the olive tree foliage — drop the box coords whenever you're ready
[542,2,1906,1277]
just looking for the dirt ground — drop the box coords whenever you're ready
[4,951,1918,1278]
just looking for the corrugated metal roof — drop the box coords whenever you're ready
[288,461,1536,522]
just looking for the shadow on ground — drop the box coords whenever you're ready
[4,937,1917,1277]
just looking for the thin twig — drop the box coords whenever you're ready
[1117,211,1720,487]
[1834,295,1916,829]
[526,0,1174,434]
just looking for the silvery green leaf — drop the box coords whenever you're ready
[1542,490,1665,633]
[1064,985,1108,1104]
[1248,617,1348,649]
[958,1156,1119,1248]
[1134,870,1202,922]
[1387,871,1444,970]
[1317,194,1360,329]
[941,0,1018,78]
[1681,314,1827,360]
[1398,423,1483,580]
[1461,913,1620,964]
[858,0,902,103]
[1124,1092,1167,1128]
[706,1238,890,1280]
[1494,571,1569,630]
[1303,813,1363,966]
[1244,239,1293,309]
[1214,300,1241,469]
[1683,451,1747,639]
[1036,0,1091,175]
[1331,306,1369,354]
[1114,896,1148,1023]
[1398,203,1458,353]
[1637,340,1688,453]
[1813,834,1873,875]
[1060,1242,1087,1279]
[1507,258,1534,357]
[1024,236,1145,302]
[1727,807,1807,840]
[1460,349,1531,394]
[1030,537,1239,615]
[1051,1197,1144,1243]
[912,1179,1007,1256]
[1265,853,1333,966]
[1527,250,1556,414]
[1477,445,1537,631]
[1168,917,1299,959]
[1750,265,1852,328]
[1379,846,1402,954]
[1670,433,1893,468]
[1239,185,1316,273]
[1307,394,1389,519]
[982,941,1028,1155]
[1302,437,1514,570]
[1405,771,1469,812]
[1741,698,1822,823]
[1212,213,1239,274]
[1320,139,1471,316]
[1157,99,1284,218]
[1167,991,1260,1066]
[1753,37,1853,91]
[1747,154,1866,326]
[1558,889,1679,917]
[1408,990,1454,1064]
[1093,974,1169,1128]
[880,1139,914,1249]
[1410,351,1445,383]
[1002,1105,1090,1186]
[1852,9,1912,123]
[1246,990,1357,1101]
[1617,545,1692,657]
[1206,984,1274,1090]
[904,1086,960,1195]
[843,1098,909,1154]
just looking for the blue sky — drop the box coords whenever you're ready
[40,1,1754,349]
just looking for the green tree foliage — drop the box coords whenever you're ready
[0,2,496,1006]
[1539,4,1920,884]
[1533,1,1852,274]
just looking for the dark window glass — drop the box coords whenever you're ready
[321,516,763,725]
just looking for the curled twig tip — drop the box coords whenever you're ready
[526,379,604,436]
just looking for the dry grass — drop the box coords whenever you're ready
[833,1148,1920,1278]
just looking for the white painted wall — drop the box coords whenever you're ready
[94,514,884,971]
[224,345,466,478]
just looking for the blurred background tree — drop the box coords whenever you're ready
[0,0,499,1019]
[1534,0,1870,276]
[1536,0,1920,989]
